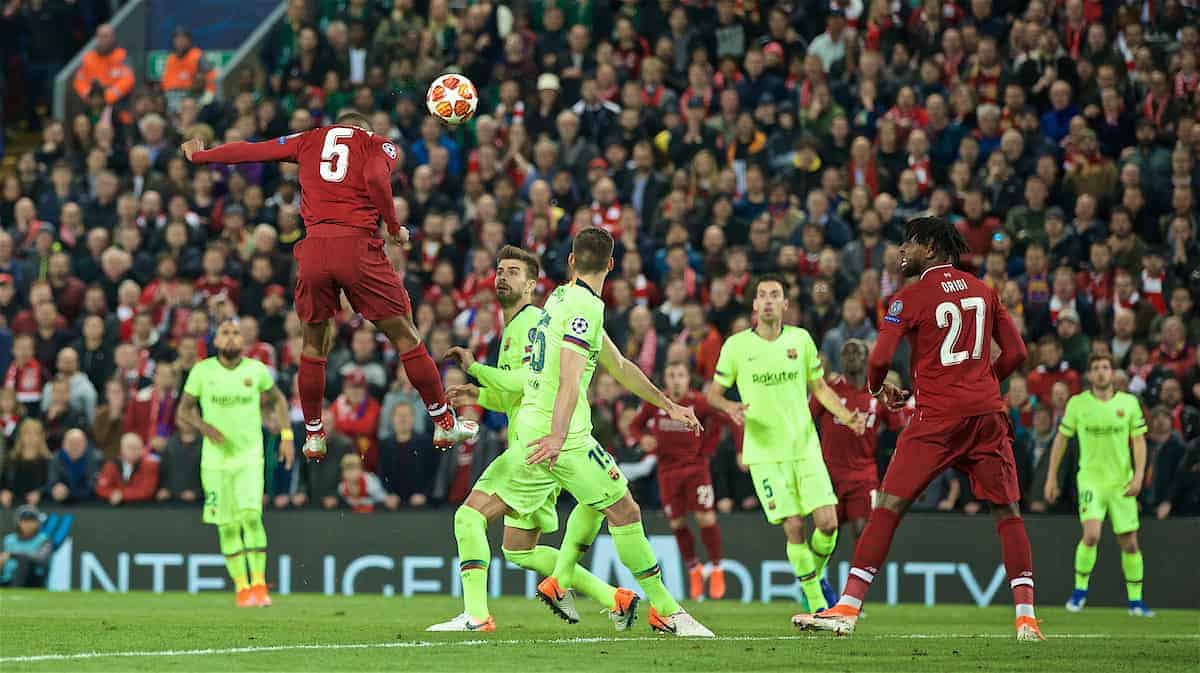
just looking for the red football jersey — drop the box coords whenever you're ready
[627,391,723,472]
[868,263,1026,420]
[5,360,44,404]
[193,125,400,237]
[810,376,905,483]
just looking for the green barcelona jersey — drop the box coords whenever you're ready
[518,280,605,444]
[468,304,546,419]
[713,325,824,465]
[182,356,275,471]
[1057,390,1147,485]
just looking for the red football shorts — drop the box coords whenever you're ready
[881,411,1020,505]
[658,466,715,519]
[832,477,877,522]
[293,235,411,323]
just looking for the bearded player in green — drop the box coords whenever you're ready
[510,228,711,637]
[1045,353,1154,617]
[427,246,638,633]
[178,318,294,607]
[706,275,865,613]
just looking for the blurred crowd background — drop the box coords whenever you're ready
[1,0,1199,519]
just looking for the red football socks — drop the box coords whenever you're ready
[997,516,1036,615]
[399,344,451,429]
[700,523,723,564]
[672,526,697,568]
[298,354,327,435]
[840,507,901,609]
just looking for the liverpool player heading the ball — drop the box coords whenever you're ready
[794,216,1042,641]
[182,113,477,458]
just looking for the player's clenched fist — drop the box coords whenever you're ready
[180,138,205,162]
[443,346,476,369]
[1043,479,1060,504]
[873,382,910,411]
[445,383,480,406]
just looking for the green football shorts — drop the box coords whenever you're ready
[474,448,561,534]
[201,465,264,525]
[1077,478,1140,534]
[502,422,630,515]
[749,457,837,524]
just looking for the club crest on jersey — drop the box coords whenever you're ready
[382,142,397,160]
[1116,409,1125,418]
[243,378,253,387]
[569,317,589,335]
[503,338,511,352]
[885,299,904,324]
[608,467,621,482]
[787,348,798,360]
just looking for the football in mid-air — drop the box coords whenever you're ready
[426,73,478,126]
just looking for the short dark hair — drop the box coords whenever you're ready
[497,245,541,279]
[336,111,373,131]
[572,227,614,273]
[904,215,970,264]
[1088,352,1116,369]
[752,273,789,298]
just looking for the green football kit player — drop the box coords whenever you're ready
[707,275,865,613]
[1046,353,1153,616]
[178,318,294,608]
[427,246,637,633]
[519,228,713,637]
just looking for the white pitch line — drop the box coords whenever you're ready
[3,633,1198,664]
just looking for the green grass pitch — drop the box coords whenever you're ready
[1,591,1196,672]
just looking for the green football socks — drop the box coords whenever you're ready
[788,542,826,611]
[455,506,491,620]
[241,517,268,587]
[610,521,681,616]
[218,524,249,592]
[552,505,605,587]
[1074,542,1097,591]
[1121,550,1144,602]
[809,527,838,577]
[503,545,619,610]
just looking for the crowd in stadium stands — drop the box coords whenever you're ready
[1,0,1199,519]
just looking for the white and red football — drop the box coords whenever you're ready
[426,73,478,126]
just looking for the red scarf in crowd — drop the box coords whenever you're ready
[1141,269,1167,315]
[846,157,880,196]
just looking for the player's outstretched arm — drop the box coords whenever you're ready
[705,381,747,426]
[526,349,586,468]
[467,361,528,394]
[599,333,701,433]
[182,136,300,165]
[810,375,867,435]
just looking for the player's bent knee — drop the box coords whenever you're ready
[1116,533,1139,553]
[501,526,539,552]
[812,506,838,534]
[874,492,910,514]
[668,517,687,529]
[694,510,717,527]
[604,494,641,526]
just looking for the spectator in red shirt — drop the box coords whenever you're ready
[239,315,277,376]
[589,176,623,238]
[194,246,240,308]
[1152,317,1194,379]
[95,433,160,506]
[1027,335,1082,403]
[330,369,382,472]
[5,335,44,417]
[954,189,1000,273]
[124,363,179,453]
